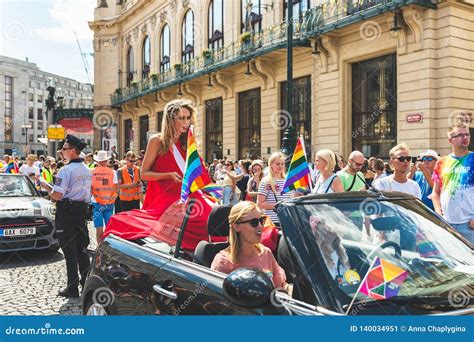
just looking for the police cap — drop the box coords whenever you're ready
[64,134,87,151]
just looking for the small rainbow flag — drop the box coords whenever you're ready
[5,162,18,174]
[281,136,311,194]
[358,257,409,300]
[180,127,222,203]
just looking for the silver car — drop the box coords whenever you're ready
[0,174,58,252]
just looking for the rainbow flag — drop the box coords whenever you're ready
[358,257,409,300]
[281,136,311,194]
[5,162,18,174]
[180,127,222,203]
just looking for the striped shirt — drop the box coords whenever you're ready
[258,178,293,224]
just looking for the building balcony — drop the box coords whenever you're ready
[111,0,436,106]
[112,21,303,105]
[302,0,435,37]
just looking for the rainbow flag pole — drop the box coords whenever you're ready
[300,136,313,193]
[281,136,312,194]
[179,126,223,203]
[175,126,222,256]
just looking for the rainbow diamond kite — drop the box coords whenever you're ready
[358,256,409,300]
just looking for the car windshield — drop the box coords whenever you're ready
[0,175,36,197]
[290,198,473,307]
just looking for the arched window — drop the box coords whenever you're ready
[142,36,151,79]
[182,9,194,63]
[241,0,262,33]
[126,47,134,86]
[208,0,224,49]
[283,0,310,23]
[160,24,171,72]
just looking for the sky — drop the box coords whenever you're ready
[0,0,96,84]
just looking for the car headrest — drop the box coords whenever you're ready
[207,204,232,236]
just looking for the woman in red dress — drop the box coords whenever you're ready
[103,99,216,250]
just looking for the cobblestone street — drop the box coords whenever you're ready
[0,224,97,316]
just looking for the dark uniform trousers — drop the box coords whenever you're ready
[56,201,91,292]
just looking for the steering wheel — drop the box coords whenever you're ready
[359,241,402,276]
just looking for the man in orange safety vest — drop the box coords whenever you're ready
[91,150,119,243]
[117,151,141,212]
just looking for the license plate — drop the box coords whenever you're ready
[0,227,37,237]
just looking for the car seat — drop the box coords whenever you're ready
[194,204,232,267]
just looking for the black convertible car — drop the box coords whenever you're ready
[83,191,474,316]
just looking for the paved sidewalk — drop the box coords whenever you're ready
[0,224,97,316]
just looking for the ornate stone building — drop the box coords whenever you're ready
[90,0,473,160]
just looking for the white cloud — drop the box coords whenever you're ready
[35,0,95,44]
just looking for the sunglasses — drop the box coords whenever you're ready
[392,156,412,162]
[236,216,266,228]
[421,157,435,162]
[61,147,74,151]
[128,159,136,163]
[351,161,365,167]
[450,133,470,139]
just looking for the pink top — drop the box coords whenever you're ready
[211,246,286,288]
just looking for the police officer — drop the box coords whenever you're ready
[41,134,92,298]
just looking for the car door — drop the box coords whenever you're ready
[148,257,261,315]
[96,237,172,315]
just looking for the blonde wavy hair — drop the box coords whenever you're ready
[261,152,287,194]
[157,99,196,155]
[227,201,263,264]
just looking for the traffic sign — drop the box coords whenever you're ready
[47,126,65,140]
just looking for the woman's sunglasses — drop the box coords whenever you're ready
[421,157,435,162]
[236,216,266,228]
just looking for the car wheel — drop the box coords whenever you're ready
[84,298,109,316]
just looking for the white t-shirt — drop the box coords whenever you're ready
[373,175,421,199]
[19,165,40,177]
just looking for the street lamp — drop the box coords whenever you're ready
[21,123,33,156]
[281,1,296,158]
[45,77,60,156]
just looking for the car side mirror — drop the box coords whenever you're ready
[39,190,49,197]
[223,268,274,309]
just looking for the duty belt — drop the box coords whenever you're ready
[57,199,89,209]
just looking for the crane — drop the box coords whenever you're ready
[74,30,94,91]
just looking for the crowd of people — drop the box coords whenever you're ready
[205,121,473,244]
[1,98,471,298]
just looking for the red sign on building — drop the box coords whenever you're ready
[406,113,423,123]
